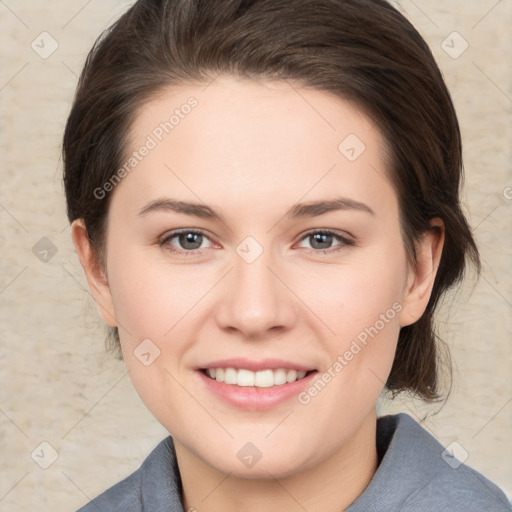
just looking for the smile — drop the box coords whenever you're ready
[201,367,313,387]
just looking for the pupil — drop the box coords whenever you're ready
[311,233,332,249]
[180,232,202,250]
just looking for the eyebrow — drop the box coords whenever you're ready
[138,196,375,220]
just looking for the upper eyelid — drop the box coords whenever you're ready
[295,230,354,248]
[160,229,216,247]
[301,228,352,238]
[161,228,214,241]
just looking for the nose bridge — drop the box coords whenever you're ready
[215,239,297,336]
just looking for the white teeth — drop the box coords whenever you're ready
[224,367,237,384]
[286,369,297,383]
[254,369,274,388]
[273,368,287,385]
[237,369,255,387]
[204,367,310,387]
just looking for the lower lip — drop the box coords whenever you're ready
[196,370,318,410]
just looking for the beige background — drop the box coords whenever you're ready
[0,1,511,510]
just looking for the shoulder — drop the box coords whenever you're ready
[348,413,511,512]
[75,469,142,512]
[397,412,510,511]
[75,436,184,512]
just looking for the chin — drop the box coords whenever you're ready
[193,436,319,480]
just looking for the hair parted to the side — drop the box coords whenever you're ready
[63,0,480,401]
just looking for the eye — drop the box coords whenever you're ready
[159,228,354,256]
[296,229,355,253]
[159,229,214,254]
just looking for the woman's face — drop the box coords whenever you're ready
[76,76,437,478]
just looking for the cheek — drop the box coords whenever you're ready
[297,246,407,400]
[106,248,208,344]
[106,251,199,431]
[303,252,406,344]
[107,231,407,361]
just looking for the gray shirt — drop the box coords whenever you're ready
[76,413,511,511]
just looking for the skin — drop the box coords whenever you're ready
[72,76,444,512]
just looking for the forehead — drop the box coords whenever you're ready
[115,76,396,219]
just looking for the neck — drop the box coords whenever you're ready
[175,412,378,512]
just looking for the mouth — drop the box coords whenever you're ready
[200,367,316,388]
[196,360,318,410]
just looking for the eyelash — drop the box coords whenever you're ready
[158,228,356,256]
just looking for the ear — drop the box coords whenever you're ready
[399,218,445,327]
[70,219,118,328]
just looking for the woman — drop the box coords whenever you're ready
[63,0,510,510]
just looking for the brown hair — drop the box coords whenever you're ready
[63,0,480,401]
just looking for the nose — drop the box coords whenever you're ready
[214,250,298,339]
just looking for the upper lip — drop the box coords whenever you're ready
[198,358,315,372]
